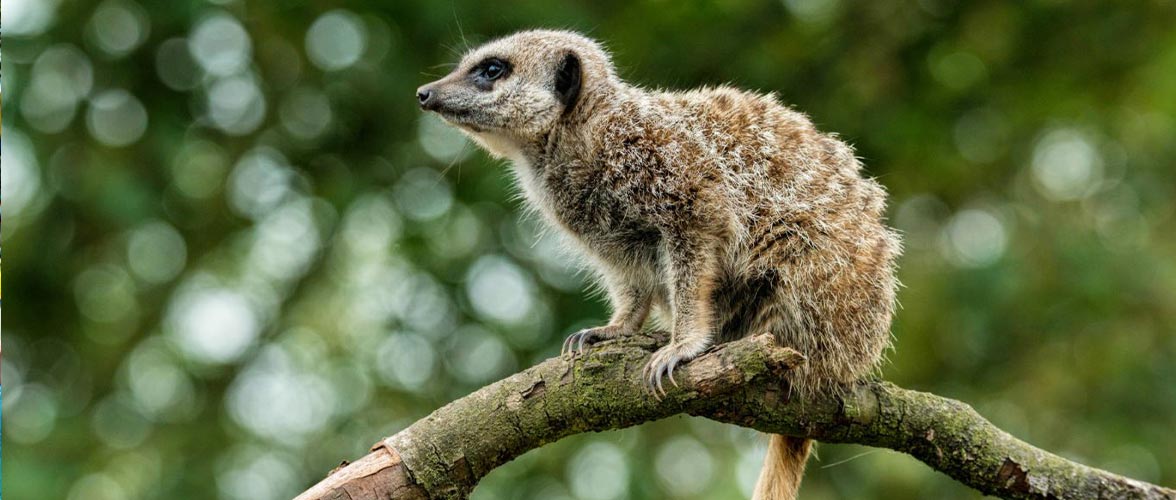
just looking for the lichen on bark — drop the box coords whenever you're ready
[295,333,1175,500]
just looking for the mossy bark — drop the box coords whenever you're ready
[294,333,1175,500]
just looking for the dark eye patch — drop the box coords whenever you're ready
[470,57,512,90]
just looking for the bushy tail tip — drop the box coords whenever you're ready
[751,434,812,500]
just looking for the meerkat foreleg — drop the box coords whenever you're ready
[643,239,719,396]
[562,281,652,355]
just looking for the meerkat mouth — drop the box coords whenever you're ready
[434,107,496,133]
[439,114,486,133]
[430,106,471,123]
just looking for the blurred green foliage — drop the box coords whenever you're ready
[3,0,1176,499]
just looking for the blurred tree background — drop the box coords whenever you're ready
[3,0,1176,498]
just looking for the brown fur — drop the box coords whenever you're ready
[755,436,812,500]
[418,30,901,499]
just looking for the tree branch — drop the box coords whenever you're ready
[294,333,1175,500]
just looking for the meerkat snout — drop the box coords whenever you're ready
[416,87,435,109]
[415,56,517,125]
[416,31,608,141]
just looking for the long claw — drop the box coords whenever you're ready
[561,334,574,356]
[642,341,704,399]
[643,362,659,397]
[563,326,620,357]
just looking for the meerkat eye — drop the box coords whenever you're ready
[468,57,510,90]
[470,58,511,90]
[482,60,506,80]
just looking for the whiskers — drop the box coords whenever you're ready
[437,137,473,183]
[819,448,882,469]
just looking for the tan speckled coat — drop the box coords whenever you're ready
[419,30,901,500]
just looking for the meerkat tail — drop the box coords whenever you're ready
[752,435,812,500]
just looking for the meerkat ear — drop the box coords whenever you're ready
[554,52,581,115]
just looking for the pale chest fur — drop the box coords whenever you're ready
[465,130,552,214]
[525,156,663,275]
[467,128,663,277]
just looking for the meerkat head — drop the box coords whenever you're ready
[417,30,618,156]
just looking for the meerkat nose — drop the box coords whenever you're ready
[416,87,435,109]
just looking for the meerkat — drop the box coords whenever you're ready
[417,30,900,500]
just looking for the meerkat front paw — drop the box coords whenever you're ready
[642,341,708,398]
[561,325,626,355]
